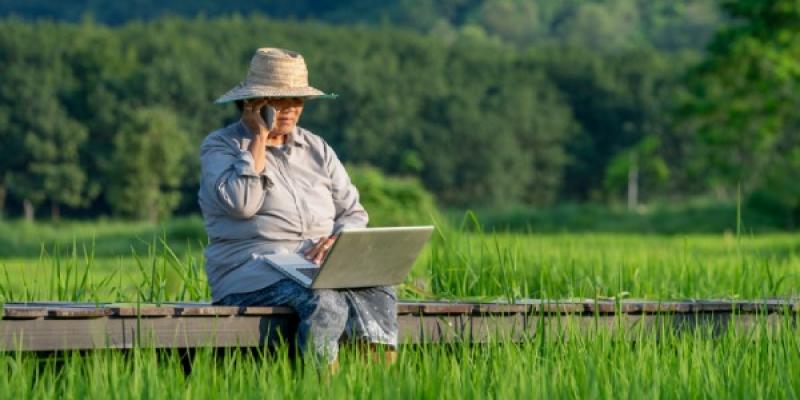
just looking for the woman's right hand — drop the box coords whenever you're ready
[241,98,272,138]
[242,99,273,174]
[304,235,338,265]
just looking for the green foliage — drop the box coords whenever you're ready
[2,331,800,399]
[531,46,691,201]
[0,0,724,52]
[746,145,800,228]
[0,2,794,225]
[464,199,785,234]
[346,165,439,227]
[679,0,800,225]
[0,16,579,217]
[0,217,212,259]
[106,107,190,221]
[603,135,669,201]
[2,221,800,301]
[0,20,92,218]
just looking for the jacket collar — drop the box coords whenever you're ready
[285,126,307,148]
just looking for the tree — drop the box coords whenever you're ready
[0,21,90,220]
[106,107,190,222]
[534,46,686,201]
[603,135,669,208]
[679,0,800,223]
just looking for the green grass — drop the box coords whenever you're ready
[1,218,799,398]
[420,225,800,301]
[0,320,799,399]
[462,199,788,234]
[0,216,207,258]
[1,219,799,302]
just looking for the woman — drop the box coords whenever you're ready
[198,48,398,370]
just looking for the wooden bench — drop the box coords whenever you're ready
[0,299,796,351]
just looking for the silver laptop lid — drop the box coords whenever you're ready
[312,226,434,289]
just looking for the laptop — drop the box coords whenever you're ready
[253,226,434,289]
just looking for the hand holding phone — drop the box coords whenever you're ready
[260,104,275,129]
[241,99,274,137]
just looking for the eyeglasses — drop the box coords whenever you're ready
[269,97,304,110]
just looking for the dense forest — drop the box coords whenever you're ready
[0,0,798,226]
[0,0,723,51]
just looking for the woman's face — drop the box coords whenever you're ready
[267,97,304,135]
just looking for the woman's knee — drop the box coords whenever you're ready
[307,289,349,325]
[376,286,397,303]
[315,289,348,312]
[355,286,398,307]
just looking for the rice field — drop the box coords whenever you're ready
[1,324,799,399]
[1,224,799,303]
[0,219,799,398]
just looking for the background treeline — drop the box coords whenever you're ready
[0,0,798,229]
[0,0,723,51]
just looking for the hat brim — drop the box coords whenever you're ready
[214,83,338,104]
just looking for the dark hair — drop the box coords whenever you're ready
[235,100,245,113]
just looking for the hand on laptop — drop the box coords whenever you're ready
[304,235,337,265]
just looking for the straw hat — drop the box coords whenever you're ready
[214,47,337,104]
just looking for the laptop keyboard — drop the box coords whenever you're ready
[297,267,320,280]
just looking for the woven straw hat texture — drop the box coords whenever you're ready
[214,47,336,104]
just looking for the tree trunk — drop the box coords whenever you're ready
[23,198,34,222]
[0,184,6,218]
[148,203,158,224]
[627,154,639,211]
[51,199,60,221]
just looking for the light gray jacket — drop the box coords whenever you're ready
[198,121,368,301]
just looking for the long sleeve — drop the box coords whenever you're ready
[324,142,369,233]
[199,132,272,219]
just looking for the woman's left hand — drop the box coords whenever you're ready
[304,235,337,265]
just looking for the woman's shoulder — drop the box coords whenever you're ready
[200,122,246,152]
[296,127,338,162]
[295,126,328,148]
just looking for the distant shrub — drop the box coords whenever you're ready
[347,165,439,227]
[461,199,786,235]
[164,216,207,243]
[747,184,800,230]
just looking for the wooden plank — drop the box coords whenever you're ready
[465,314,529,342]
[2,306,47,320]
[398,314,475,343]
[3,299,799,319]
[638,301,691,313]
[238,306,294,316]
[582,300,618,313]
[0,308,796,351]
[0,318,127,350]
[47,307,111,319]
[522,300,584,314]
[473,303,529,314]
[581,300,701,314]
[616,301,651,313]
[174,306,239,317]
[0,315,301,351]
[6,302,107,308]
[165,302,295,316]
[689,300,737,313]
[740,299,794,313]
[397,303,423,314]
[109,306,176,318]
[421,303,474,315]
[124,316,298,349]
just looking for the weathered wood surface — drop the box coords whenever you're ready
[0,299,797,351]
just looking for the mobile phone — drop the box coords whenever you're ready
[260,105,275,128]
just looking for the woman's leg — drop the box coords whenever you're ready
[217,279,349,364]
[340,286,399,349]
